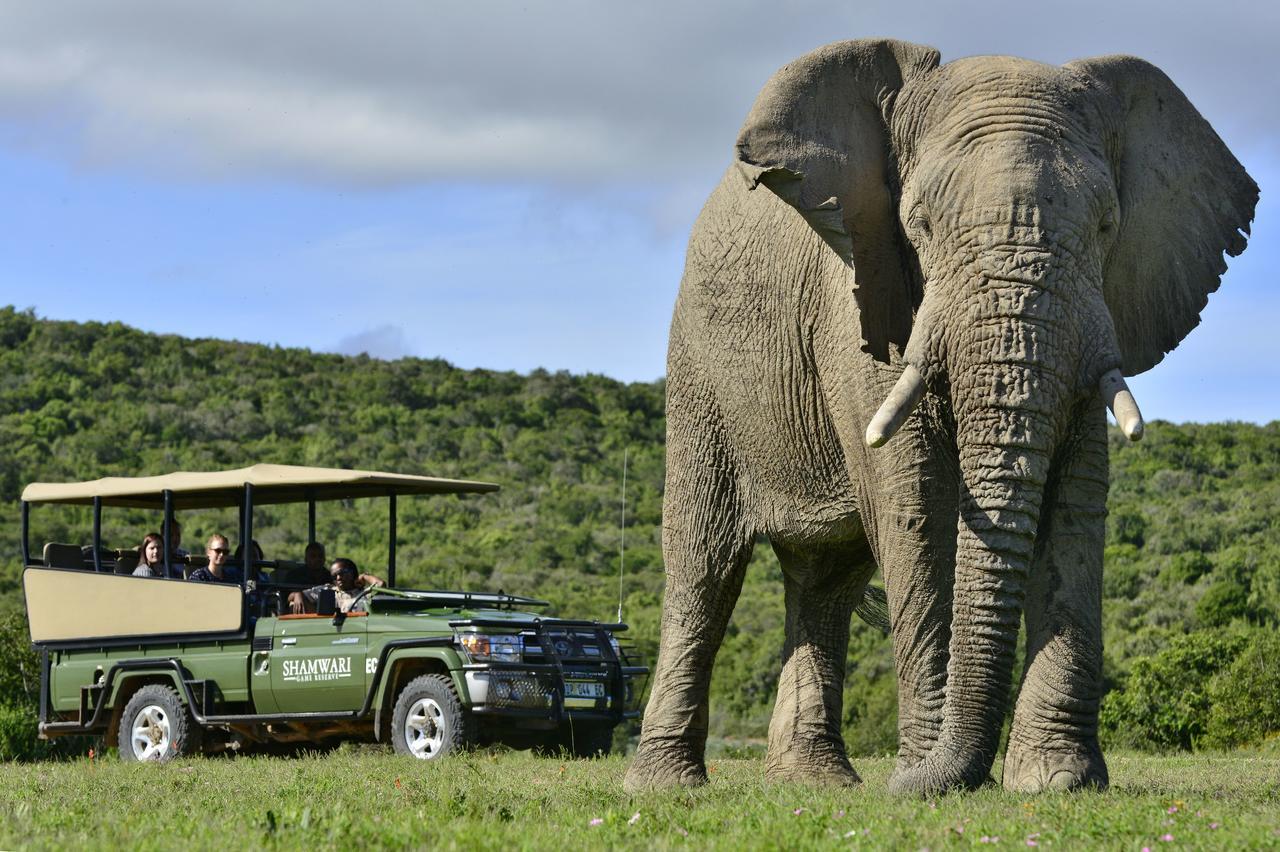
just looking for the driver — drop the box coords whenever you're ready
[287,558,384,614]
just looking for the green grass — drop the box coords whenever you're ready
[1,749,1278,850]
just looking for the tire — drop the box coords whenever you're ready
[391,674,470,760]
[118,684,202,762]
[558,720,614,758]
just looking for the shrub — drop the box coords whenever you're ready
[1196,581,1250,627]
[0,612,40,708]
[1108,507,1147,548]
[1204,631,1280,748]
[1099,630,1246,751]
[0,703,48,762]
[1163,552,1211,586]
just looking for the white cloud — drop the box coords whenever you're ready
[0,0,1269,187]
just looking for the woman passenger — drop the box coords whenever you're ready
[132,532,178,578]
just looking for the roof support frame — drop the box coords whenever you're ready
[92,497,103,572]
[162,489,174,579]
[388,493,397,589]
[21,501,30,566]
[241,482,254,592]
[307,489,317,545]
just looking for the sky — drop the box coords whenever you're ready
[0,0,1275,423]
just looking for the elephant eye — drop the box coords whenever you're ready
[1100,208,1118,233]
[907,210,932,240]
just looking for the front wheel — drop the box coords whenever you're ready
[118,684,202,762]
[391,674,470,760]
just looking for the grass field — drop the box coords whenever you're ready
[2,748,1278,850]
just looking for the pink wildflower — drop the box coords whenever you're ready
[1161,834,1174,842]
[793,808,805,815]
[1167,806,1178,814]
[589,818,603,827]
[1210,822,1220,830]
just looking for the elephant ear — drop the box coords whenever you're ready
[736,39,940,362]
[1068,55,1258,376]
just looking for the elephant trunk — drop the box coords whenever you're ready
[885,275,1066,795]
[890,407,1052,794]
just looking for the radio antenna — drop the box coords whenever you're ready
[616,447,628,623]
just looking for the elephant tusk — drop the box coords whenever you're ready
[866,365,926,448]
[1099,368,1144,441]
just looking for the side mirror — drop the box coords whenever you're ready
[316,588,337,616]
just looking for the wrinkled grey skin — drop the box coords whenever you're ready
[624,39,1256,796]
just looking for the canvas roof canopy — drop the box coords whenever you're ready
[21,464,500,509]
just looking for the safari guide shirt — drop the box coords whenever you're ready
[302,583,367,613]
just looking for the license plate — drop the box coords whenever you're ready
[565,681,604,698]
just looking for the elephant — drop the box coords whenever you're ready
[624,39,1256,796]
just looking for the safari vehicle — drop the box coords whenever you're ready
[20,464,646,761]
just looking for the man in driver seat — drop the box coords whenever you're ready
[288,558,383,614]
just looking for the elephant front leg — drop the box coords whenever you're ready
[764,540,874,785]
[623,420,753,792]
[879,505,956,779]
[1003,417,1109,793]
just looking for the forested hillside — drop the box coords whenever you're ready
[2,307,1278,756]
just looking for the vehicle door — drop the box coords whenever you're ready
[269,613,369,712]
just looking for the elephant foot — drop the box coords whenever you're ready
[765,750,861,787]
[1002,742,1108,793]
[886,754,993,797]
[891,746,931,779]
[623,738,708,793]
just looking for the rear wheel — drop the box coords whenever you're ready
[391,674,470,760]
[118,684,202,762]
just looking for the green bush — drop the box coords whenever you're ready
[0,613,39,708]
[1107,507,1147,548]
[1196,581,1250,627]
[1099,630,1246,751]
[1204,631,1280,748]
[0,703,47,762]
[1163,551,1211,585]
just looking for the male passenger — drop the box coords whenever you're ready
[287,558,383,614]
[300,542,329,585]
[166,519,190,561]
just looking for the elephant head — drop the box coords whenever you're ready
[735,39,1256,793]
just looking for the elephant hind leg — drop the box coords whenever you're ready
[764,538,875,786]
[624,366,754,793]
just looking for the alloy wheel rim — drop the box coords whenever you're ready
[130,704,172,761]
[405,697,446,758]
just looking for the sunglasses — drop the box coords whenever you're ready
[209,547,229,555]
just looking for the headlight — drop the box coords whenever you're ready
[458,632,521,663]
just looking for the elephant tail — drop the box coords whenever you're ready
[853,584,890,634]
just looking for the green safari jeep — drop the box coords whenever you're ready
[20,464,647,761]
